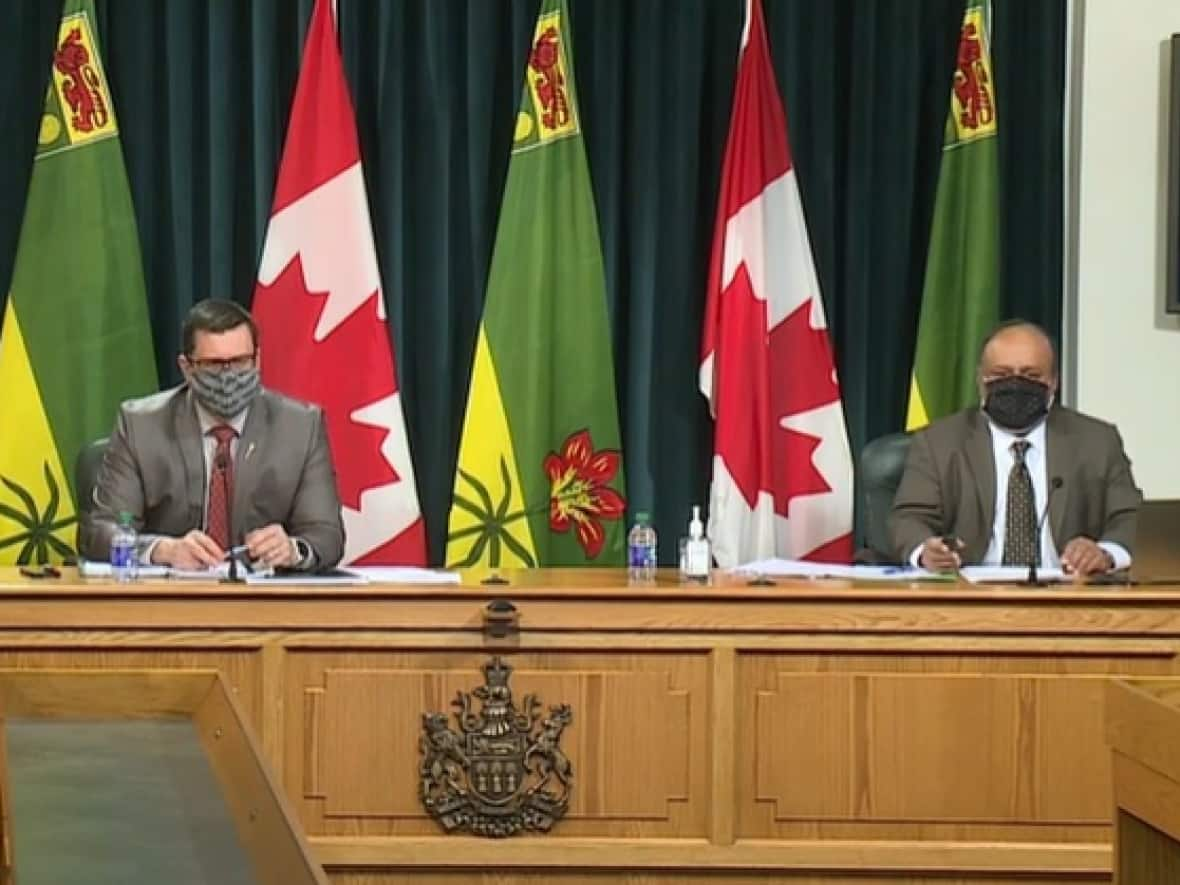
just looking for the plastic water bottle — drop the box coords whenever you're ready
[110,511,137,584]
[627,511,657,584]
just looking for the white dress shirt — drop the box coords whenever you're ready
[910,415,1131,570]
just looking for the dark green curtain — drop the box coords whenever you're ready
[0,0,1065,563]
[992,0,1065,333]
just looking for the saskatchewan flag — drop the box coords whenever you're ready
[446,0,626,568]
[905,1,1000,430]
[0,0,156,564]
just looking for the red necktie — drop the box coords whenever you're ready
[206,425,237,550]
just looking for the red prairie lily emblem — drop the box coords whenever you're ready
[544,429,625,559]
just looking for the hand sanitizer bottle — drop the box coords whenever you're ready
[684,505,711,583]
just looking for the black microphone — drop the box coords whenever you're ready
[1028,476,1064,586]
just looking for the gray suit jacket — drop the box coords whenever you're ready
[78,386,345,567]
[888,406,1141,565]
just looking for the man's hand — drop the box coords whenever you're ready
[919,536,964,572]
[245,524,299,568]
[152,531,223,569]
[1061,537,1114,577]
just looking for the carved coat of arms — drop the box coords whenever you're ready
[419,656,573,837]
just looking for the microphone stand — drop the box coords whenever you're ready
[1026,554,1043,587]
[1026,476,1064,587]
[222,544,248,584]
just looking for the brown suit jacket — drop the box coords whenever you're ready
[78,386,345,567]
[888,406,1141,565]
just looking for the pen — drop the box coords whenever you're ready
[19,565,60,579]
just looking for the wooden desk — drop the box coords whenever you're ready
[0,567,1176,883]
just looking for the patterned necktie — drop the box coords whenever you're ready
[1002,439,1039,566]
[205,425,237,550]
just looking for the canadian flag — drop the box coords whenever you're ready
[252,0,426,565]
[699,0,853,568]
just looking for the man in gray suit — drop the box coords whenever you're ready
[79,299,345,570]
[889,320,1140,577]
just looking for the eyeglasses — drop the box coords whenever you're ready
[186,353,256,373]
[982,371,1047,384]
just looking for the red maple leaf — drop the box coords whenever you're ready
[352,517,427,566]
[712,265,837,518]
[253,256,399,510]
[767,300,841,517]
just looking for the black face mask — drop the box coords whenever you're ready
[983,376,1052,432]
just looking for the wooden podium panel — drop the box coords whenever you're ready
[290,652,705,835]
[1,568,1180,882]
[0,670,326,885]
[745,670,1109,824]
[1106,679,1180,884]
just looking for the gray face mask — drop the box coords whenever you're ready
[189,366,260,419]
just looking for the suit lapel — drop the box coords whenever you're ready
[962,410,996,561]
[174,391,206,528]
[1045,408,1072,549]
[231,394,269,542]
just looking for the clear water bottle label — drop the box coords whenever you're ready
[111,543,134,568]
[628,545,647,568]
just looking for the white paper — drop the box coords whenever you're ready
[343,566,461,585]
[167,563,232,580]
[732,558,855,578]
[731,559,944,581]
[78,560,169,578]
[841,565,949,582]
[244,569,369,586]
[958,565,1068,584]
[167,561,277,580]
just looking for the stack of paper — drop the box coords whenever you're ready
[343,566,461,585]
[731,559,946,582]
[78,560,169,579]
[958,565,1068,584]
[240,567,461,585]
[731,559,1071,585]
[77,560,461,586]
[244,568,367,586]
[167,563,237,580]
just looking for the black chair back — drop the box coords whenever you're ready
[73,437,109,517]
[857,431,912,563]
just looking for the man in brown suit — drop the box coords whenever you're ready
[889,321,1140,576]
[78,299,345,570]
